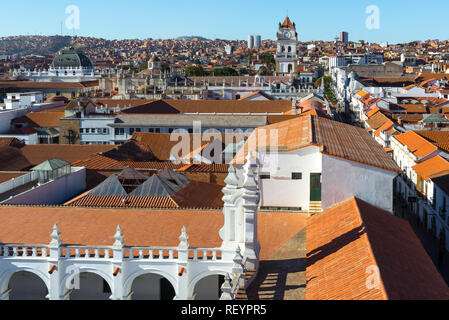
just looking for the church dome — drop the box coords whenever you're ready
[51,47,93,69]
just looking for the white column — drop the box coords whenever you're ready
[48,224,64,300]
[174,227,192,300]
[242,153,260,270]
[220,166,240,251]
[112,225,126,300]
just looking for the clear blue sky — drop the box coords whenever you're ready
[1,0,448,43]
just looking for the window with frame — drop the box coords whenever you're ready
[292,172,302,180]
[115,128,125,136]
[260,173,271,180]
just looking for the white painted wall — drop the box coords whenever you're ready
[258,146,322,210]
[1,167,86,205]
[322,154,397,213]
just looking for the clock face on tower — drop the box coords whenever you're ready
[283,31,290,39]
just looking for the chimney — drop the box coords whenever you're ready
[292,100,297,115]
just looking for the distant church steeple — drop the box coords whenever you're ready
[275,16,298,76]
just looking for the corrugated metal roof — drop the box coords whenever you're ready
[89,175,127,196]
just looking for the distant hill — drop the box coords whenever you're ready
[176,36,210,41]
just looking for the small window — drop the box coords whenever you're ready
[292,173,302,180]
[103,128,108,134]
[260,173,271,180]
[79,128,84,134]
[85,128,90,134]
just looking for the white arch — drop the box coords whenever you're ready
[123,268,178,297]
[60,266,113,295]
[188,270,228,298]
[0,268,50,298]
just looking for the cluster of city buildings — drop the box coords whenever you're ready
[0,16,448,301]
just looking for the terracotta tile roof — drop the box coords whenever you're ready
[121,99,292,115]
[19,144,117,167]
[12,111,64,128]
[396,104,428,114]
[416,130,449,145]
[178,164,229,173]
[0,172,27,184]
[0,207,305,260]
[65,195,180,209]
[0,138,23,148]
[238,91,274,101]
[281,16,295,28]
[234,116,400,173]
[266,115,302,124]
[366,112,392,131]
[131,133,228,161]
[365,107,380,118]
[65,180,224,209]
[394,131,439,158]
[392,114,424,122]
[356,90,370,98]
[413,156,449,181]
[72,154,184,171]
[0,146,33,171]
[306,197,449,300]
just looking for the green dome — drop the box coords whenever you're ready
[51,47,93,69]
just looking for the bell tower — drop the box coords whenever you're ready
[275,16,298,76]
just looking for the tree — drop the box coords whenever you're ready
[183,65,206,76]
[138,62,148,72]
[210,67,238,76]
[257,66,268,76]
[314,76,333,89]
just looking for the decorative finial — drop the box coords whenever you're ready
[224,165,239,187]
[232,247,245,274]
[113,225,125,248]
[178,226,189,250]
[50,224,62,246]
[220,274,233,300]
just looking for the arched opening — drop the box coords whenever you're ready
[68,272,112,300]
[8,271,48,300]
[130,274,175,300]
[288,64,293,73]
[288,46,292,53]
[193,275,225,300]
